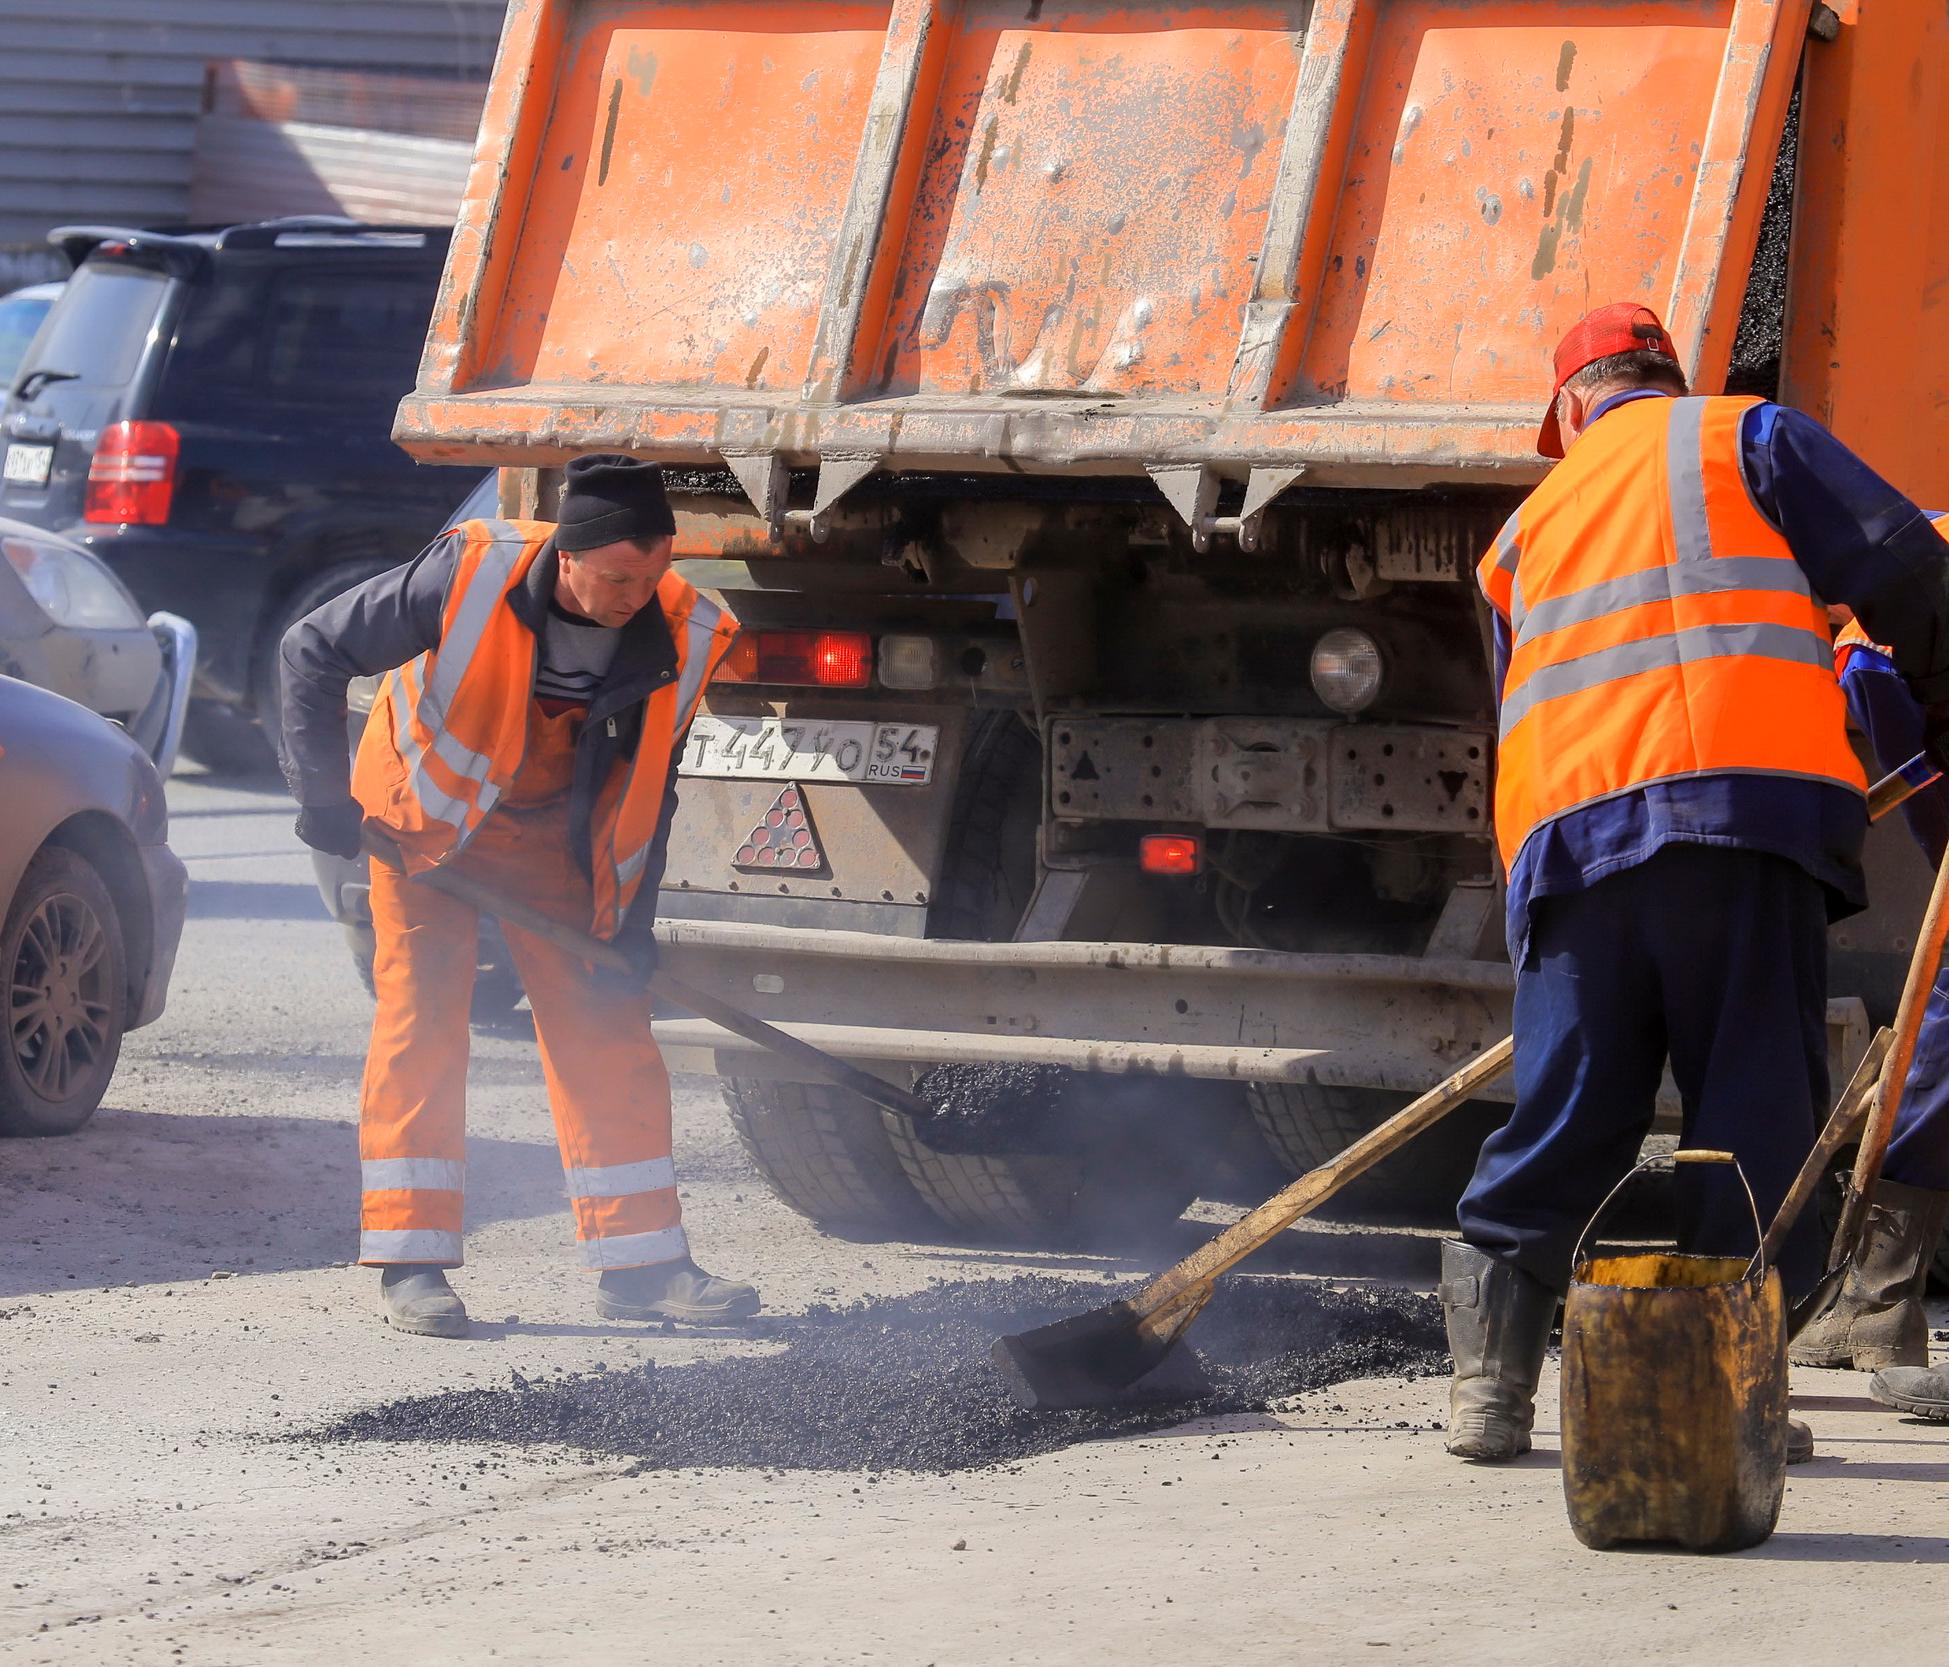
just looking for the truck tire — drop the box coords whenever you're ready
[722,1077,928,1237]
[0,848,128,1137]
[1248,1077,1506,1220]
[880,713,1215,1244]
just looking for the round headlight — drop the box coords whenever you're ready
[1310,628,1383,715]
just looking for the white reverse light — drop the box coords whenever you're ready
[1310,627,1384,715]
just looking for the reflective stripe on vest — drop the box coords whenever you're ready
[362,518,740,936]
[1478,395,1866,872]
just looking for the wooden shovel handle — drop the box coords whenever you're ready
[1833,843,1949,1266]
[1132,1035,1516,1325]
[1760,1026,1890,1268]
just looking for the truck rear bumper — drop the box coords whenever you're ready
[651,921,1870,1120]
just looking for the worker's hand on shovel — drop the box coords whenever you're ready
[294,796,368,862]
[594,922,659,993]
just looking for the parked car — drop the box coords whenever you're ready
[304,471,521,1020]
[0,675,187,1133]
[0,217,470,773]
[0,280,60,387]
[0,515,194,776]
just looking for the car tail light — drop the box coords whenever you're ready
[85,420,178,525]
[1139,834,1203,877]
[714,630,873,689]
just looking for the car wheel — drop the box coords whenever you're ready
[252,559,397,772]
[0,848,128,1136]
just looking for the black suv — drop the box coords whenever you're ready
[0,217,469,770]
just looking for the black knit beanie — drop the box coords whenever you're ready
[556,454,677,552]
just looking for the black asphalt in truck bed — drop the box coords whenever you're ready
[318,1275,1446,1474]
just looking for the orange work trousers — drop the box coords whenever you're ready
[357,793,682,1272]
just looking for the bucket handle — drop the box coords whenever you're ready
[1570,1148,1768,1288]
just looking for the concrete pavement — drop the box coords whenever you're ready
[1,766,1946,1665]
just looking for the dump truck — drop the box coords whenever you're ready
[392,0,1948,1241]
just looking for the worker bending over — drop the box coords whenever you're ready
[1447,303,1949,1462]
[280,456,756,1338]
[1791,583,1949,1379]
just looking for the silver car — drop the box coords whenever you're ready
[0,515,194,775]
[0,674,187,1133]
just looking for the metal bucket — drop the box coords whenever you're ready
[1560,1150,1788,1553]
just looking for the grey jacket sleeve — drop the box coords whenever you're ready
[277,532,460,804]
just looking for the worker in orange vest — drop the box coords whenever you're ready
[1795,587,1949,1384]
[1447,304,1949,1463]
[279,456,757,1338]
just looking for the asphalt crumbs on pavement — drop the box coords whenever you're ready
[318,1274,1447,1473]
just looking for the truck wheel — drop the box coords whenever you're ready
[723,1077,928,1237]
[880,1086,1210,1247]
[1248,1077,1505,1220]
[0,848,128,1137]
[882,714,1219,1244]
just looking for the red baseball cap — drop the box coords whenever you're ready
[1538,302,1680,458]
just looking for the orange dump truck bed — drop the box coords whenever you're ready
[397,0,1948,503]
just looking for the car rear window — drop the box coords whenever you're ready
[262,268,438,406]
[13,260,169,390]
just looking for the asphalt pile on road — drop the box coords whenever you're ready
[318,1274,1445,1473]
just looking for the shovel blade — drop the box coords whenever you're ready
[990,1299,1214,1411]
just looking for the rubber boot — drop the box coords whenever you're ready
[596,1258,761,1324]
[1788,1181,1949,1371]
[379,1265,469,1339]
[1440,1240,1557,1462]
[1869,1365,1949,1420]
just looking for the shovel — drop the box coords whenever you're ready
[990,1035,1516,1410]
[991,752,1940,1412]
[361,827,939,1126]
[1788,835,1949,1330]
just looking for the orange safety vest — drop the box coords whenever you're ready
[353,517,739,937]
[1478,395,1866,874]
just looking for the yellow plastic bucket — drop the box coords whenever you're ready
[1560,1150,1788,1553]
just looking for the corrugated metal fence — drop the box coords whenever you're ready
[0,0,506,272]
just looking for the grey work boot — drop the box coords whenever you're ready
[1869,1365,1949,1419]
[1440,1240,1557,1462]
[379,1264,469,1339]
[596,1258,760,1325]
[1787,1418,1814,1465]
[1789,1181,1949,1371]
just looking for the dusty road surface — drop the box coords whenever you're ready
[3,766,1948,1666]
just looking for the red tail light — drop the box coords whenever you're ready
[1139,834,1203,877]
[85,420,178,525]
[714,630,873,689]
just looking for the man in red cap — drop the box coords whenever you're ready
[1441,303,1949,1463]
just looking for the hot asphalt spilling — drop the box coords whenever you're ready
[318,1274,1446,1473]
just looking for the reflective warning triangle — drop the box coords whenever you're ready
[732,784,828,875]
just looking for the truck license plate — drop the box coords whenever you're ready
[2,443,51,486]
[680,715,937,785]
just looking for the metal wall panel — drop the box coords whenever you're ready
[0,0,505,248]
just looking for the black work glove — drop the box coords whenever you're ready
[294,797,366,861]
[595,923,659,994]
[1925,702,1949,773]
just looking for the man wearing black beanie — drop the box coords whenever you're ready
[276,455,760,1338]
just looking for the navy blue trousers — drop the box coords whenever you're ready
[1457,845,1828,1301]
